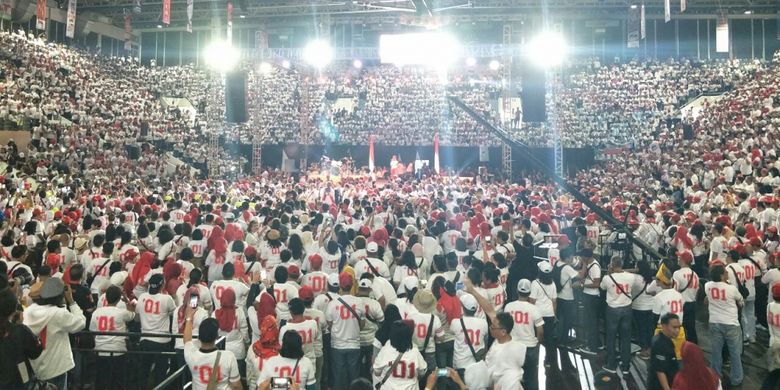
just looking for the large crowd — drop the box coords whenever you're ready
[2,27,780,390]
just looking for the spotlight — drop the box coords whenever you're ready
[744,10,752,14]
[465,57,477,67]
[157,24,163,29]
[281,60,291,69]
[303,40,333,69]
[258,62,273,74]
[352,59,363,69]
[203,40,240,73]
[526,31,568,68]
[630,4,638,9]
[488,60,500,71]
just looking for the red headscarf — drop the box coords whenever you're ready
[435,285,462,324]
[253,290,276,329]
[125,251,155,297]
[214,287,237,332]
[673,225,694,250]
[251,315,280,360]
[177,286,198,332]
[671,342,719,390]
[207,226,224,252]
[163,261,183,297]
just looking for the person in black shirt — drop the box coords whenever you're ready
[648,313,681,390]
[0,287,43,388]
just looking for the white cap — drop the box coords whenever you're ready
[459,293,478,312]
[517,279,532,294]
[327,273,340,287]
[366,242,379,253]
[358,279,373,289]
[537,260,553,274]
[109,271,128,287]
[403,276,419,291]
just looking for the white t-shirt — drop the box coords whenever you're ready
[631,276,654,311]
[394,299,418,320]
[172,307,209,349]
[484,286,506,310]
[582,262,602,296]
[280,319,320,361]
[768,301,780,345]
[372,344,428,390]
[301,271,329,296]
[273,282,300,321]
[87,257,114,294]
[210,280,250,310]
[137,292,177,343]
[358,296,384,346]
[258,356,316,387]
[709,236,728,262]
[485,340,526,390]
[409,311,444,354]
[672,267,700,303]
[326,294,365,349]
[89,306,135,355]
[600,272,634,308]
[183,341,240,390]
[725,263,748,298]
[705,281,743,326]
[762,269,780,294]
[738,259,758,301]
[355,257,391,279]
[502,300,544,347]
[304,308,327,356]
[529,280,557,316]
[652,289,684,323]
[450,316,488,369]
[555,263,579,300]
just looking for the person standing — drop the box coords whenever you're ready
[137,274,177,386]
[705,265,744,387]
[89,285,136,390]
[599,256,634,375]
[182,312,242,390]
[372,320,428,390]
[575,248,602,356]
[280,298,320,381]
[768,284,780,372]
[409,288,443,378]
[647,313,681,390]
[354,279,384,379]
[554,248,579,346]
[672,251,699,344]
[502,279,544,390]
[325,272,365,390]
[485,312,527,390]
[0,287,43,389]
[529,261,557,368]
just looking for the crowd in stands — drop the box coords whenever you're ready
[5,27,780,390]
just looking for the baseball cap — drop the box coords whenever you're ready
[403,276,419,292]
[517,279,532,294]
[299,286,314,302]
[148,274,164,290]
[339,272,353,288]
[40,278,65,299]
[309,254,323,270]
[288,265,300,278]
[459,293,478,312]
[537,261,552,274]
[327,273,340,287]
[366,242,379,253]
[358,279,373,289]
[110,271,128,287]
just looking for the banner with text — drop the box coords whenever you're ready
[162,0,170,24]
[36,0,46,30]
[628,6,640,48]
[681,0,686,13]
[640,3,646,39]
[186,0,193,32]
[66,0,77,38]
[664,0,670,22]
[716,16,729,52]
[124,14,132,50]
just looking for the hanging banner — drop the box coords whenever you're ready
[226,1,233,43]
[640,3,646,39]
[65,0,77,38]
[681,0,686,13]
[133,0,141,13]
[664,0,670,22]
[368,135,375,173]
[186,0,193,32]
[162,0,170,25]
[124,14,131,50]
[716,15,729,53]
[36,0,46,30]
[1,0,13,20]
[434,133,440,174]
[627,6,640,48]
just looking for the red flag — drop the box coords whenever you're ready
[434,133,440,174]
[368,135,375,173]
[36,0,47,30]
[226,1,233,42]
[162,0,170,24]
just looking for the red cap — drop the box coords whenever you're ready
[308,254,323,270]
[183,215,193,224]
[559,235,571,246]
[338,272,353,288]
[53,211,62,219]
[750,237,763,247]
[678,251,694,264]
[244,246,257,258]
[287,265,300,278]
[731,243,746,255]
[46,253,61,270]
[299,285,314,302]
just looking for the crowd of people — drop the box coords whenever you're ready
[3,26,780,390]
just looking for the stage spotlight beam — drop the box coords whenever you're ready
[303,40,333,69]
[526,31,568,68]
[203,41,240,73]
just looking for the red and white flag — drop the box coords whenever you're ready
[162,0,170,25]
[226,1,233,43]
[186,0,193,32]
[434,133,440,174]
[368,135,375,173]
[36,0,46,30]
[66,0,76,38]
[124,15,131,50]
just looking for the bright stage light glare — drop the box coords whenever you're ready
[379,32,461,69]
[303,40,333,69]
[203,41,240,73]
[352,59,363,69]
[281,60,291,69]
[526,31,568,68]
[488,60,500,71]
[258,62,273,74]
[465,57,477,67]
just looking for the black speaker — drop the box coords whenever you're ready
[521,66,547,123]
[126,145,140,160]
[225,71,248,123]
[683,123,694,140]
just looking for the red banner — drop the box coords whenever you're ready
[368,135,375,173]
[434,133,440,174]
[36,0,46,30]
[162,0,170,25]
[226,1,233,43]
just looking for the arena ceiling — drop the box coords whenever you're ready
[77,0,779,30]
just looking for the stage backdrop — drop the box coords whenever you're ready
[222,142,596,178]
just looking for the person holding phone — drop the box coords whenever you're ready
[422,368,468,390]
[182,306,242,390]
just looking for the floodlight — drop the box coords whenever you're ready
[526,31,568,68]
[465,57,477,67]
[259,62,273,74]
[203,40,240,73]
[303,40,333,69]
[379,32,461,69]
[281,60,291,69]
[489,60,500,71]
[630,4,638,9]
[353,59,363,69]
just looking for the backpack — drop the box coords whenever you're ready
[552,263,571,293]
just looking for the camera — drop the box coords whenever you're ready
[271,377,291,389]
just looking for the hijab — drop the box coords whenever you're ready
[671,342,719,390]
[177,286,198,332]
[214,287,237,332]
[163,261,182,297]
[251,315,280,359]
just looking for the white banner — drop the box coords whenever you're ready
[0,0,12,20]
[716,16,729,53]
[66,0,76,38]
[681,0,686,13]
[186,0,193,32]
[664,0,671,22]
[640,4,646,39]
[36,0,46,30]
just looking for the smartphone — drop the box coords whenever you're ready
[437,368,449,377]
[271,377,291,389]
[260,270,268,281]
[455,281,465,291]
[189,295,199,309]
[485,236,492,243]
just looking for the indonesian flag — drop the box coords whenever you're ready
[227,1,233,43]
[36,0,46,30]
[368,135,375,173]
[434,133,440,174]
[162,0,170,24]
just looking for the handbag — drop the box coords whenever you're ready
[205,351,222,390]
[728,266,750,299]
[17,359,57,390]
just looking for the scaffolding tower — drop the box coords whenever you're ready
[501,24,513,180]
[252,137,262,174]
[298,73,311,172]
[207,74,223,178]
